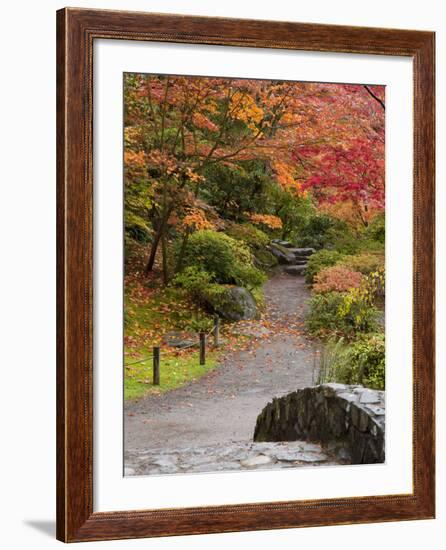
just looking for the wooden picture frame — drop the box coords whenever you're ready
[56,7,435,542]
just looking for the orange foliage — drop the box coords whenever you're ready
[124,150,147,179]
[313,265,363,294]
[181,209,215,231]
[320,201,381,230]
[272,160,305,194]
[192,112,219,132]
[124,150,146,167]
[247,213,283,229]
[185,167,205,184]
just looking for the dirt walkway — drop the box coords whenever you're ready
[124,271,319,453]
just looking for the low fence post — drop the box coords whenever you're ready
[213,315,220,347]
[153,346,160,385]
[199,332,206,365]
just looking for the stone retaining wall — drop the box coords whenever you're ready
[253,383,385,464]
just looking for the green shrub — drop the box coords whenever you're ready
[306,291,379,337]
[178,230,266,289]
[124,209,151,245]
[172,266,214,303]
[337,287,380,334]
[296,212,385,255]
[185,312,214,333]
[306,292,346,336]
[318,334,385,390]
[306,250,344,284]
[226,223,277,268]
[350,333,385,389]
[172,267,240,316]
[361,268,386,304]
[296,214,355,251]
[364,214,385,244]
[253,248,278,269]
[356,238,385,254]
[295,214,338,249]
[328,232,363,255]
[200,283,230,310]
[226,222,269,251]
[339,253,384,275]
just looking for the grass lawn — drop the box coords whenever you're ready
[125,348,220,400]
[123,269,261,401]
[124,275,222,400]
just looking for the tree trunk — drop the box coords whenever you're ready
[161,231,169,285]
[145,202,174,275]
[145,224,162,274]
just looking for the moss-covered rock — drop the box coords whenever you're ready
[206,286,258,321]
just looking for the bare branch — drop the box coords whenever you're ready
[363,85,385,111]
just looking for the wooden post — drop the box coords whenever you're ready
[153,346,160,385]
[213,315,220,347]
[199,332,206,365]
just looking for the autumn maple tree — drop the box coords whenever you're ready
[124,74,385,281]
[295,84,385,227]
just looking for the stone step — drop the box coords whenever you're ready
[284,265,307,276]
[271,239,294,248]
[271,240,315,255]
[268,244,296,265]
[287,247,315,257]
[269,243,315,266]
[124,440,340,476]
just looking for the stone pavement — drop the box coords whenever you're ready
[124,440,341,476]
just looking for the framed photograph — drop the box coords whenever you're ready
[56,7,435,542]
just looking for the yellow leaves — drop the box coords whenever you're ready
[229,91,264,133]
[124,126,143,147]
[339,267,385,321]
[203,98,219,115]
[272,161,305,195]
[247,213,283,230]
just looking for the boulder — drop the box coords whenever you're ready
[268,243,296,264]
[213,286,258,321]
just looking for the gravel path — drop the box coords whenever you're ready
[124,270,325,474]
